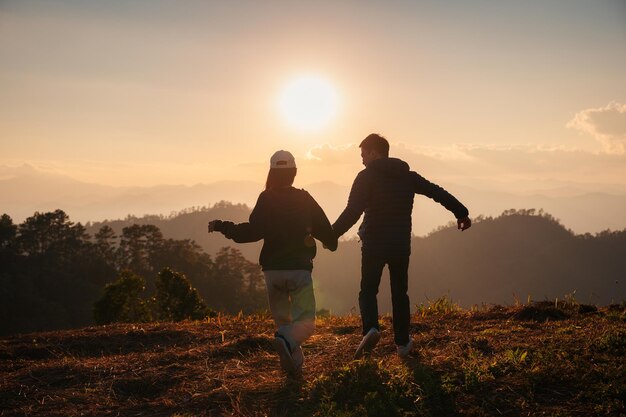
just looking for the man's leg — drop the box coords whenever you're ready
[388,255,411,346]
[359,252,386,335]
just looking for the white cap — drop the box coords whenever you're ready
[270,150,296,169]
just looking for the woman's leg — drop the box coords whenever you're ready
[264,271,291,328]
[264,270,315,351]
[286,270,316,348]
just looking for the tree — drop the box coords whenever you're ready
[0,214,18,274]
[154,268,211,321]
[117,224,164,278]
[17,210,89,258]
[93,270,151,325]
[242,261,266,312]
[208,246,267,313]
[95,225,118,267]
[11,210,99,330]
[0,214,17,251]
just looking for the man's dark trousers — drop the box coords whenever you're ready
[359,251,410,346]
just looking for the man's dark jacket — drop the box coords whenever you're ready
[214,187,337,271]
[333,157,469,256]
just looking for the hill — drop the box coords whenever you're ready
[86,202,263,264]
[87,206,626,314]
[1,303,624,416]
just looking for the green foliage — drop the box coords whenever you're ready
[2,208,271,335]
[210,247,265,312]
[309,360,425,417]
[17,209,87,257]
[416,295,461,317]
[488,347,531,379]
[595,330,626,355]
[604,304,626,322]
[93,271,151,325]
[503,348,529,365]
[118,224,164,277]
[0,210,114,334]
[0,214,17,251]
[455,349,495,391]
[154,268,210,321]
[462,361,492,391]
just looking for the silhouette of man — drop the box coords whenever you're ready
[332,133,471,358]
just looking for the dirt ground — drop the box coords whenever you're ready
[1,303,625,416]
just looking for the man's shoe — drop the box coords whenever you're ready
[396,338,414,359]
[354,328,381,359]
[272,335,296,375]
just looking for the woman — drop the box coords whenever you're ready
[208,150,337,377]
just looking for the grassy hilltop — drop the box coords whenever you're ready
[1,301,625,417]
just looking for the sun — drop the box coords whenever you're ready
[278,75,339,133]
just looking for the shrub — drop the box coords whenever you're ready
[155,268,210,321]
[93,271,151,325]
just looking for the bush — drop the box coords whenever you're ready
[93,271,151,325]
[155,268,210,321]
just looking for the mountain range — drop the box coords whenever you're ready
[3,163,626,237]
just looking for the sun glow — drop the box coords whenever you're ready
[278,75,339,133]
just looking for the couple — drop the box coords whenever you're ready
[208,133,471,377]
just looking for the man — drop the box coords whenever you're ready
[332,134,471,359]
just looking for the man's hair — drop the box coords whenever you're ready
[359,133,389,157]
[265,167,296,190]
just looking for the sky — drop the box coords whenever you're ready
[1,0,626,194]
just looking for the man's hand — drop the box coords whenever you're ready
[457,217,471,231]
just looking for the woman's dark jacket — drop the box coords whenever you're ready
[332,157,469,256]
[214,186,337,271]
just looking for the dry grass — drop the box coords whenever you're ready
[1,303,625,416]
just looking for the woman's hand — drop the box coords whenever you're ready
[208,220,221,233]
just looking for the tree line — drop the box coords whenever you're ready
[3,205,624,335]
[87,203,626,314]
[0,210,266,336]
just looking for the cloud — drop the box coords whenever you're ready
[457,145,626,177]
[567,102,626,153]
[0,163,62,180]
[305,144,357,165]
[301,141,626,193]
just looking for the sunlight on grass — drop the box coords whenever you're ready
[416,295,461,317]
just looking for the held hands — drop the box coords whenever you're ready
[457,217,472,231]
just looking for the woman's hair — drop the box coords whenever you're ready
[265,167,297,190]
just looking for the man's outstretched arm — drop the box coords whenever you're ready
[457,217,471,231]
[412,172,471,231]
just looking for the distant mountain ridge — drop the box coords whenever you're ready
[3,164,626,236]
